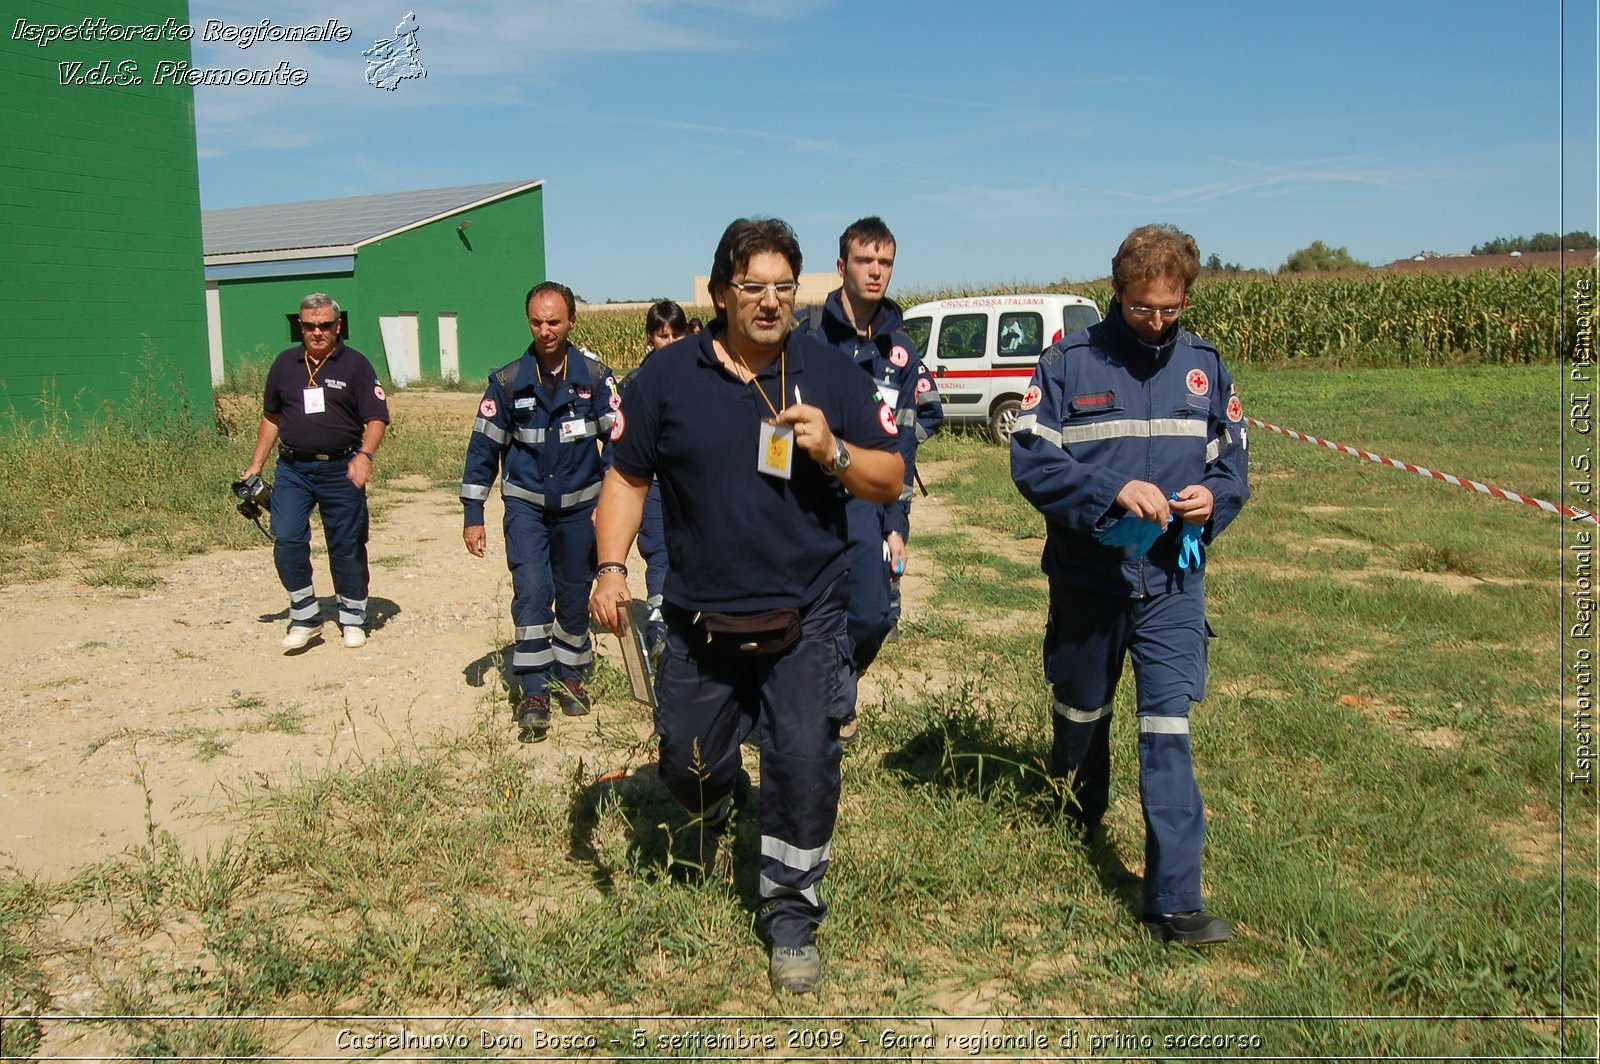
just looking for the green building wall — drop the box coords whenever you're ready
[0,0,210,427]
[215,186,545,385]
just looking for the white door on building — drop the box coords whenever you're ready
[378,312,421,386]
[205,282,224,386]
[438,313,460,382]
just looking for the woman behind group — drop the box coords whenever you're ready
[633,300,688,659]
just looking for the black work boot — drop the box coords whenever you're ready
[516,693,551,743]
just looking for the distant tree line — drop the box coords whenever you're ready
[1471,231,1598,255]
[1280,241,1368,273]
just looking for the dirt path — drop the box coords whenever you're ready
[0,391,957,883]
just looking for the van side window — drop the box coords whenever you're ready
[903,316,931,356]
[936,313,988,360]
[1063,305,1100,337]
[997,312,1042,358]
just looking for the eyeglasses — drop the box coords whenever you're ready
[299,319,340,332]
[1124,304,1183,321]
[727,280,800,300]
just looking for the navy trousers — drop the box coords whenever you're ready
[843,496,892,674]
[654,575,851,948]
[1045,578,1210,915]
[271,455,370,629]
[503,497,596,696]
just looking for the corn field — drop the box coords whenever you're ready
[900,266,1588,366]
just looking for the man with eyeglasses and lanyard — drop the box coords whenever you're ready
[1011,224,1249,945]
[241,293,389,650]
[589,218,903,995]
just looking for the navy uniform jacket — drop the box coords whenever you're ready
[794,291,944,539]
[461,343,618,523]
[1010,302,1249,598]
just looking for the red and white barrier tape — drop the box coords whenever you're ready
[1245,416,1598,525]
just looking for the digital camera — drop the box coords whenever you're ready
[232,474,272,520]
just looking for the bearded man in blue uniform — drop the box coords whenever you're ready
[1010,224,1249,945]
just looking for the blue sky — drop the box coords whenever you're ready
[189,0,1599,303]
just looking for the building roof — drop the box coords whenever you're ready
[202,179,542,261]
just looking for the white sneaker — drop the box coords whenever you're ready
[342,626,367,648]
[281,625,320,650]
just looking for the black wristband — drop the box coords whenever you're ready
[357,450,375,462]
[596,562,628,577]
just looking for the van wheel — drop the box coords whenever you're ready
[988,399,1022,445]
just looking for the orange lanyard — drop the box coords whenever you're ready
[730,346,786,420]
[304,350,329,387]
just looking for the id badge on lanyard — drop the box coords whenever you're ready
[758,421,794,480]
[303,387,326,414]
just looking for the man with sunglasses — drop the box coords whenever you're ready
[589,218,903,995]
[241,293,389,650]
[1011,225,1249,945]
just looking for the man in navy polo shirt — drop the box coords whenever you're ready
[589,218,903,995]
[241,293,389,651]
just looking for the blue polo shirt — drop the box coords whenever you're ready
[613,328,901,612]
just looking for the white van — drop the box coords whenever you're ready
[901,293,1102,443]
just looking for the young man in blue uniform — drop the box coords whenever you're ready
[589,218,903,995]
[241,293,389,651]
[792,217,943,718]
[1010,225,1249,945]
[462,282,618,742]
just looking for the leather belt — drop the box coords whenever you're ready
[279,445,355,462]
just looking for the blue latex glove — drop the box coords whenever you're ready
[1168,491,1206,569]
[1177,520,1205,569]
[1094,512,1168,559]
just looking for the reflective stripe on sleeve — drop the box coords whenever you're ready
[1014,414,1064,448]
[473,417,509,444]
[460,483,491,501]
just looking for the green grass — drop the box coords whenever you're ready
[0,363,1590,1059]
[897,363,1588,1053]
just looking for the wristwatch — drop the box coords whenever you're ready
[826,437,851,476]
